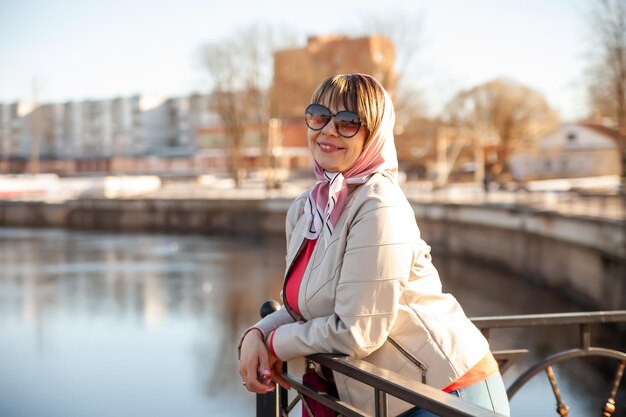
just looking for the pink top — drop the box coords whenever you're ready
[269,238,318,357]
[285,238,318,315]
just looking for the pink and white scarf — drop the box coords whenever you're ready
[304,84,398,242]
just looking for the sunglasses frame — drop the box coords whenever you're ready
[304,104,363,138]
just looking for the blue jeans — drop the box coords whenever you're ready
[397,373,510,417]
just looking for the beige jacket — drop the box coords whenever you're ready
[250,172,490,416]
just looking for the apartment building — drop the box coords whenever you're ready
[0,93,212,174]
[0,34,396,175]
[0,102,37,159]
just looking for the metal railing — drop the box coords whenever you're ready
[472,311,626,405]
[255,305,626,417]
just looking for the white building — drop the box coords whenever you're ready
[39,103,66,157]
[509,123,622,180]
[0,103,14,157]
[63,101,84,157]
[0,101,38,159]
[81,99,113,156]
[111,97,134,157]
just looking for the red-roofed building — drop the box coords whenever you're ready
[270,34,396,174]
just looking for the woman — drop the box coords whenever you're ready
[238,73,510,417]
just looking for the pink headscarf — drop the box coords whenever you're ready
[304,78,398,242]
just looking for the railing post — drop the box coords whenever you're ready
[256,300,287,417]
[580,323,591,350]
[374,388,388,417]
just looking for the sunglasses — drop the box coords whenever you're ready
[304,104,363,138]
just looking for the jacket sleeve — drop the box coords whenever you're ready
[237,307,296,358]
[271,201,418,361]
[247,306,295,338]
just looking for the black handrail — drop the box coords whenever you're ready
[254,304,626,417]
[471,310,626,329]
[301,353,506,417]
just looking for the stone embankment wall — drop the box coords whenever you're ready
[0,198,624,310]
[411,203,625,311]
[0,198,292,236]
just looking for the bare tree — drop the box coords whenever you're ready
[201,25,295,188]
[586,0,626,196]
[587,0,626,127]
[356,12,425,127]
[442,78,558,181]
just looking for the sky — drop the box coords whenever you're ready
[0,0,595,121]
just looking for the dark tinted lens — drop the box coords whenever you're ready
[335,111,361,137]
[305,104,331,130]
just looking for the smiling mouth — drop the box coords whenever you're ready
[318,142,343,151]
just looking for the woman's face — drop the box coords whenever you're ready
[307,100,368,173]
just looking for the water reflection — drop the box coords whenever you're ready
[0,228,285,417]
[0,228,622,417]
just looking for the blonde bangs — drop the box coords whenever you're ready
[309,74,385,135]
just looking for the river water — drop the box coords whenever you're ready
[0,227,623,417]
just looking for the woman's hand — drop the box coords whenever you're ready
[239,330,291,393]
[239,330,274,393]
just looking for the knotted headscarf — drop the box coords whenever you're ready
[303,79,398,242]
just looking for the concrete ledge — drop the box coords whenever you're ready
[412,202,624,259]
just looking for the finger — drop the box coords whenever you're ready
[244,374,270,394]
[246,377,274,394]
[239,339,259,382]
[245,359,275,393]
[242,358,266,392]
[269,361,291,390]
[241,352,258,380]
[243,362,274,393]
[258,349,271,380]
